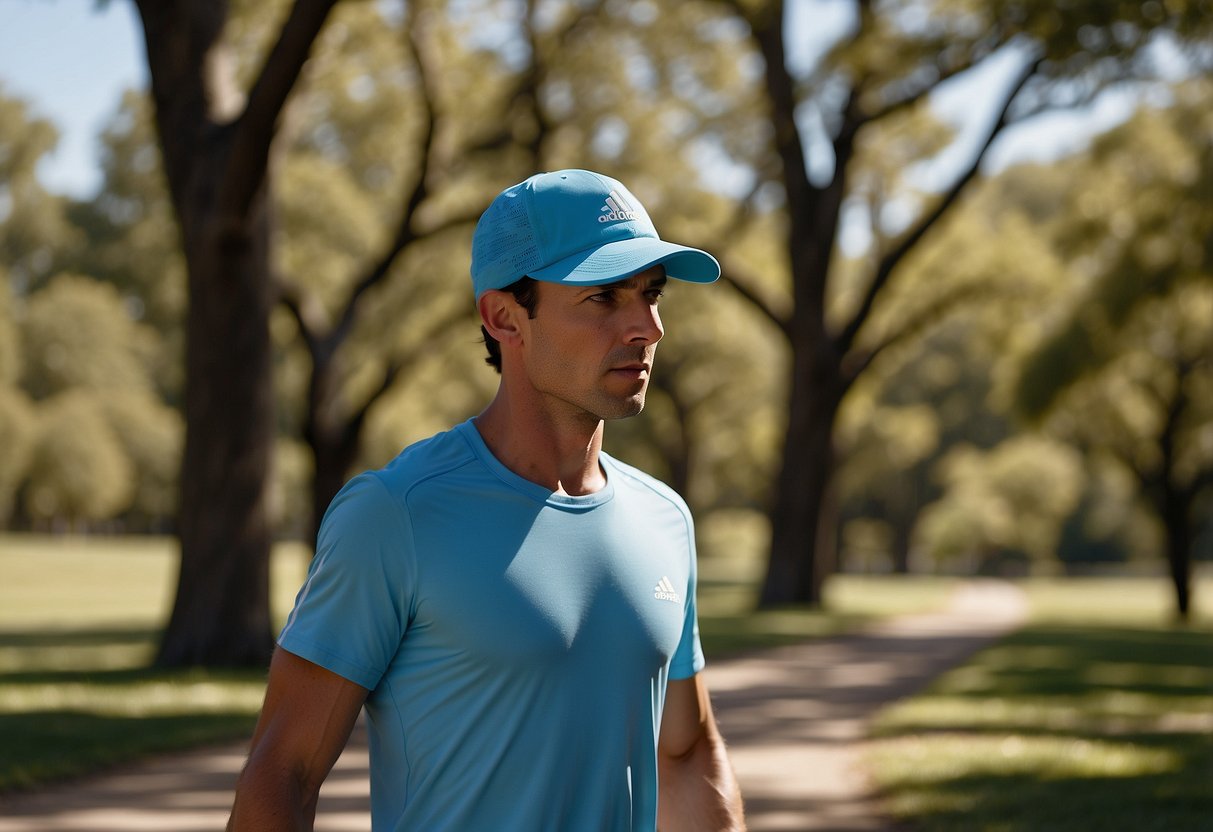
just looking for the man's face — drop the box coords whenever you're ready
[519,266,667,422]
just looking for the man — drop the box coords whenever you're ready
[228,169,746,831]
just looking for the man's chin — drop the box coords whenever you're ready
[598,395,647,421]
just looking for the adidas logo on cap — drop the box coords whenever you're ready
[599,190,641,223]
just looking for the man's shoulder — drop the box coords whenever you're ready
[372,422,480,495]
[322,426,477,525]
[602,453,691,517]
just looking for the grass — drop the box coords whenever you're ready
[866,576,1213,832]
[0,534,310,792]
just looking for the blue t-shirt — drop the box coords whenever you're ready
[278,420,705,831]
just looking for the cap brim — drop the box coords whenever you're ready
[529,237,720,287]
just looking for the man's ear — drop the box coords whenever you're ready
[478,290,525,348]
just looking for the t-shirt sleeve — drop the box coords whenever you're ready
[668,510,705,680]
[278,472,415,691]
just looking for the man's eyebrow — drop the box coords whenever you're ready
[586,274,669,292]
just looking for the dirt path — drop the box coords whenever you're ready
[709,579,1027,830]
[0,580,1027,832]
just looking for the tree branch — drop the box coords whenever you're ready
[328,5,440,349]
[347,302,476,430]
[839,280,996,384]
[217,0,340,219]
[132,0,227,210]
[749,3,818,223]
[835,53,1043,356]
[717,259,792,338]
[273,273,326,358]
[853,29,1013,130]
[459,0,607,161]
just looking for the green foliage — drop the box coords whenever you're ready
[65,90,185,346]
[96,391,183,522]
[1042,284,1213,495]
[270,437,313,538]
[0,388,35,525]
[19,274,159,400]
[0,269,19,385]
[916,436,1085,569]
[4,0,1209,571]
[24,391,135,525]
[1013,80,1213,417]
[0,84,79,291]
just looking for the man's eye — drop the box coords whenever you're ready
[589,291,615,303]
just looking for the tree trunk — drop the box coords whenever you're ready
[157,188,276,666]
[890,512,914,575]
[1162,500,1191,622]
[136,0,337,666]
[307,420,361,549]
[759,340,842,606]
[888,471,921,574]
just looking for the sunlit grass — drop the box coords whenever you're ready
[0,534,310,792]
[866,576,1213,832]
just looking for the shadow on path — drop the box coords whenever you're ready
[707,580,1027,830]
[0,581,1026,832]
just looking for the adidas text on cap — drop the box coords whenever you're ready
[470,169,720,300]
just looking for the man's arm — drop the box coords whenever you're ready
[657,673,746,832]
[227,647,368,831]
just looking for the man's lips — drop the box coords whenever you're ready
[609,363,650,377]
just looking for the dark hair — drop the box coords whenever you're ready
[482,277,540,373]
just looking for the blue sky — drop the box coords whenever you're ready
[0,0,146,196]
[0,0,1140,201]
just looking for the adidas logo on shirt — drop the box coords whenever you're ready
[654,576,680,603]
[599,190,641,223]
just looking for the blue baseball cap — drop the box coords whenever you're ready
[470,169,720,300]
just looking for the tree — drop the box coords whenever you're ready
[65,89,187,377]
[131,0,344,666]
[25,390,136,529]
[1013,82,1213,618]
[274,1,521,543]
[915,435,1084,572]
[1,83,181,534]
[0,272,35,525]
[703,0,1213,605]
[19,273,159,400]
[97,390,183,531]
[0,84,80,293]
[831,161,1074,573]
[11,272,174,530]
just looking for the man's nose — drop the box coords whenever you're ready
[625,296,663,345]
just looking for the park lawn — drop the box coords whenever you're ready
[0,532,958,792]
[0,535,310,792]
[866,576,1213,832]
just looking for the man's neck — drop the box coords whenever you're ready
[473,390,607,496]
